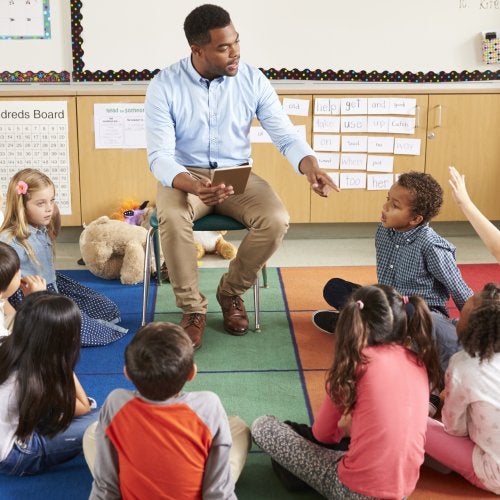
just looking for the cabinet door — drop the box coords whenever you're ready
[251,95,312,223]
[310,94,428,223]
[426,94,500,221]
[77,96,156,224]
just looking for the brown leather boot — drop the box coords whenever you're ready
[216,289,249,336]
[180,313,206,350]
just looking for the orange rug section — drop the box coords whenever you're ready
[280,265,498,499]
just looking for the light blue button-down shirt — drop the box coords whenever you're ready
[145,57,315,188]
[0,226,57,285]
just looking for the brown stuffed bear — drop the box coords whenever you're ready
[79,216,149,285]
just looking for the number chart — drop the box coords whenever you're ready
[0,101,71,214]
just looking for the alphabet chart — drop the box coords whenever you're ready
[0,101,72,214]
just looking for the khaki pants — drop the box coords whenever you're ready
[156,169,289,314]
[83,415,251,483]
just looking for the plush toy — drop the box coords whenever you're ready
[110,199,149,225]
[140,204,237,262]
[194,230,237,261]
[79,216,149,285]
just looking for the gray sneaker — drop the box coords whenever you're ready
[312,310,339,334]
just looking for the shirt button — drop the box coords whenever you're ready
[390,265,393,269]
[395,245,399,249]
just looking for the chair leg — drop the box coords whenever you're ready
[142,227,154,326]
[153,227,162,286]
[253,275,261,332]
[261,264,268,288]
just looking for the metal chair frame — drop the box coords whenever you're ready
[142,212,267,331]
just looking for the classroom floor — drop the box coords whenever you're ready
[56,221,498,270]
[50,221,498,499]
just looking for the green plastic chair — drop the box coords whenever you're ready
[142,210,268,331]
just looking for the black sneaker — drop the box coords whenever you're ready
[428,393,441,417]
[270,458,311,492]
[312,310,339,334]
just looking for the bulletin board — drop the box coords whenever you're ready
[0,0,71,82]
[71,0,500,83]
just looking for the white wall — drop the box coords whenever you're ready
[1,0,499,79]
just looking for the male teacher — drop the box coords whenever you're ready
[145,4,338,349]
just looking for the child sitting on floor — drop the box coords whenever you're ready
[0,292,98,475]
[252,284,441,499]
[0,168,127,346]
[313,171,472,373]
[84,322,251,499]
[425,282,500,495]
[0,241,45,337]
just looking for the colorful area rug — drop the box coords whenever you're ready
[154,264,498,499]
[0,265,497,499]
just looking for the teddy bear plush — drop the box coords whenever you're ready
[194,230,237,261]
[79,216,149,285]
[140,204,237,262]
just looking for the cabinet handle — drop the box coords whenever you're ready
[435,104,442,128]
[415,105,420,129]
[427,132,436,139]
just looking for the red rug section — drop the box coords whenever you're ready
[447,264,500,318]
[281,264,499,499]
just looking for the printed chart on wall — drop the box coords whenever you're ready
[93,103,146,149]
[0,101,72,214]
[250,96,421,191]
[311,96,420,191]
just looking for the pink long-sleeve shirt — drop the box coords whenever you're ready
[313,345,429,499]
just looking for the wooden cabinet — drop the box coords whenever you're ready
[77,96,157,224]
[310,94,429,223]
[426,94,500,221]
[251,95,313,223]
[2,89,499,225]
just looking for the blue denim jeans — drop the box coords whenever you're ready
[0,409,99,476]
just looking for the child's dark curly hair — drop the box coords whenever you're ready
[397,171,443,223]
[459,283,500,362]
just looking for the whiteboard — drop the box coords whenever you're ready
[74,0,500,82]
[0,0,71,81]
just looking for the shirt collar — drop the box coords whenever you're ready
[389,223,428,243]
[28,224,48,235]
[186,56,225,86]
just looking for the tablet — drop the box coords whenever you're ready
[212,165,252,195]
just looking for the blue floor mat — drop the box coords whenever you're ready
[0,270,155,499]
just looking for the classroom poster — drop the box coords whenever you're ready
[0,100,71,214]
[93,103,146,149]
[0,0,51,39]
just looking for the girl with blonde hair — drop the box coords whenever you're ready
[0,168,127,346]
